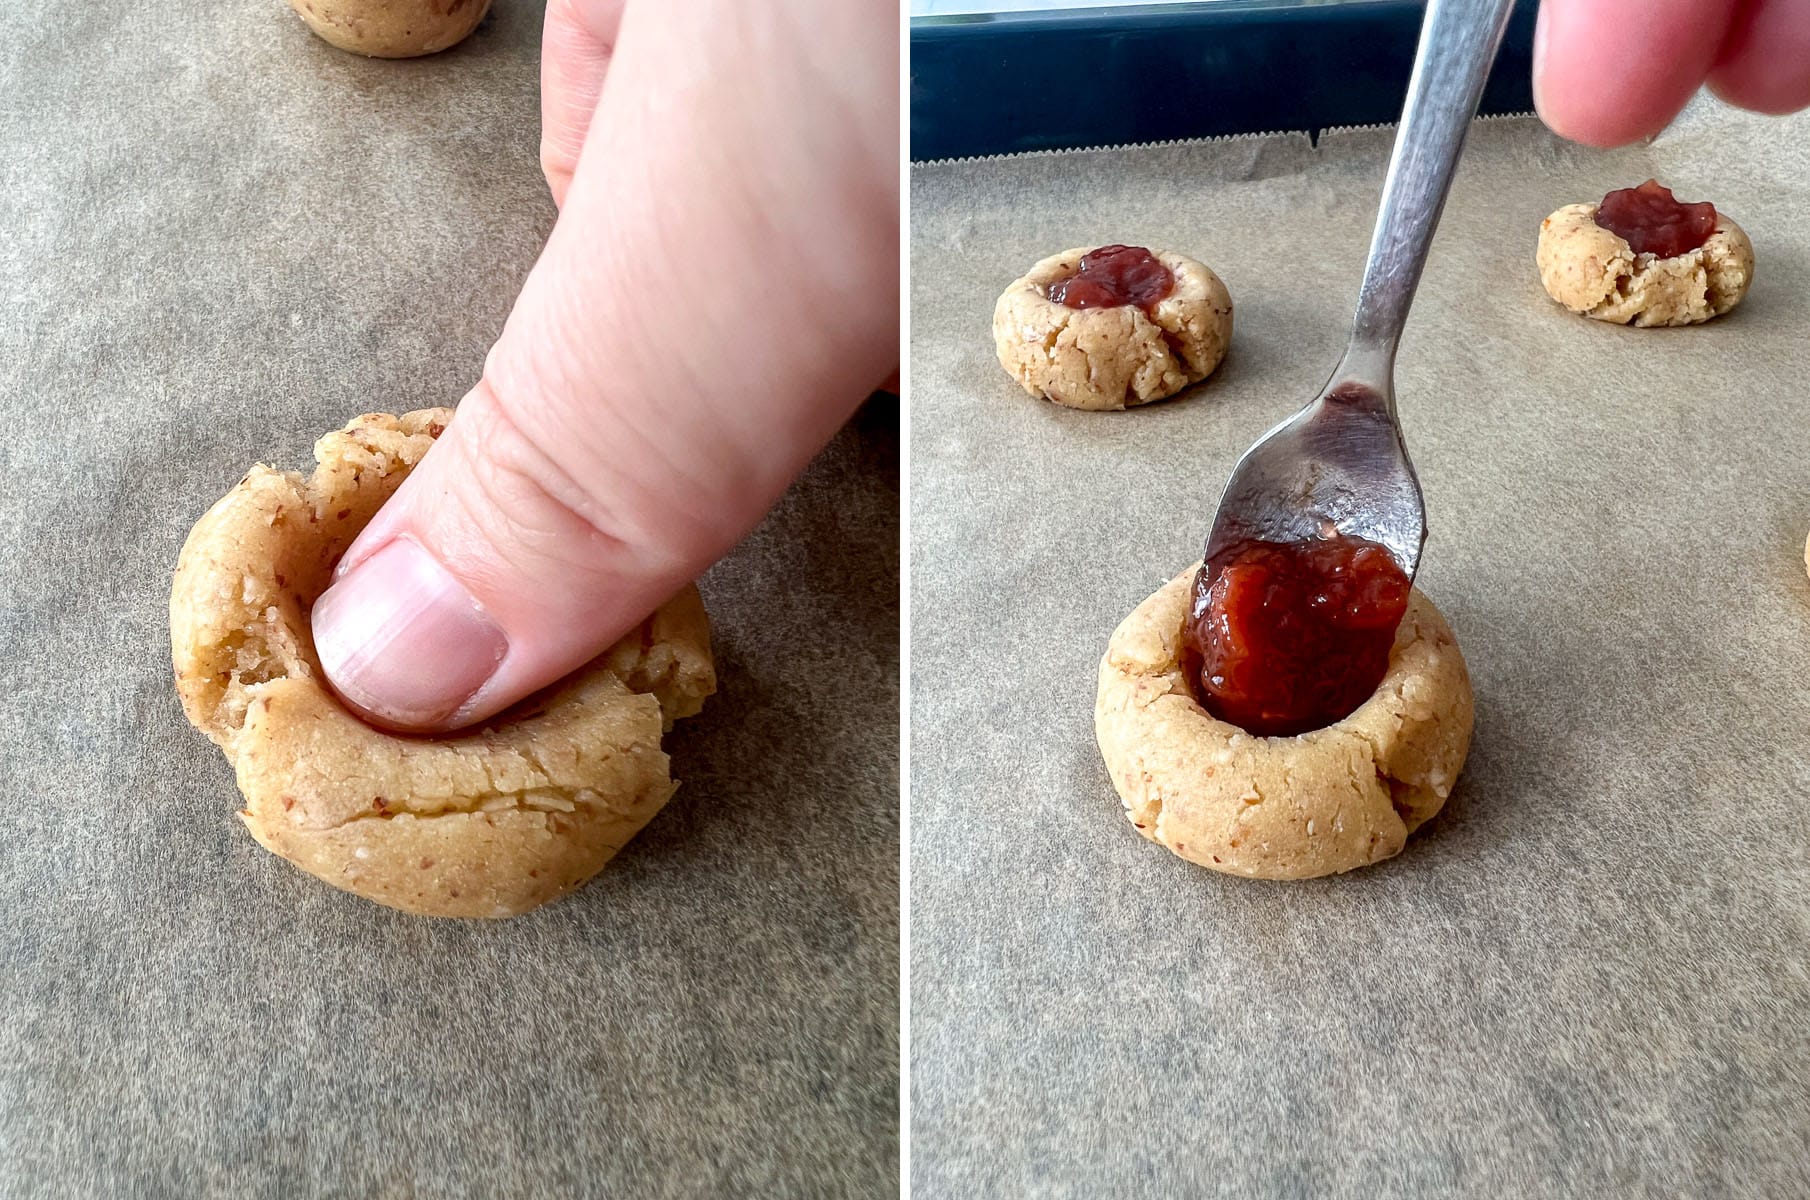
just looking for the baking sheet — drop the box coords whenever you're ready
[0,2,897,1195]
[909,102,1810,1197]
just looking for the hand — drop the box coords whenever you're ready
[311,0,898,733]
[1535,0,1810,146]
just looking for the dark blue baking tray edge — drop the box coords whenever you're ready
[911,0,1538,161]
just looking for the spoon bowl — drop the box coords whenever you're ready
[1206,366,1426,577]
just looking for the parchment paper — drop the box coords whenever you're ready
[0,2,897,1196]
[910,102,1810,1197]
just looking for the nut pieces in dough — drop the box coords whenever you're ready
[1537,202,1754,327]
[1095,568,1473,879]
[993,246,1233,410]
[288,0,492,58]
[170,408,715,918]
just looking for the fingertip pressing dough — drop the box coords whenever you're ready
[1536,203,1754,327]
[170,408,716,918]
[288,0,492,58]
[1095,568,1473,879]
[993,247,1233,410]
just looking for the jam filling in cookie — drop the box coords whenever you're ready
[1045,244,1174,312]
[1595,180,1717,259]
[1182,533,1410,737]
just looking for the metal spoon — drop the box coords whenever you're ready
[1203,0,1517,578]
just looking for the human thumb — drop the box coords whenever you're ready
[309,0,896,732]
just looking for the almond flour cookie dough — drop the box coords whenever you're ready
[1536,201,1754,327]
[993,246,1233,410]
[1095,568,1473,879]
[288,0,492,58]
[171,408,715,918]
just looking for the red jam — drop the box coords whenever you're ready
[1181,533,1411,738]
[1045,244,1174,312]
[1595,180,1717,259]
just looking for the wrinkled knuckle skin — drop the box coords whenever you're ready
[459,381,654,568]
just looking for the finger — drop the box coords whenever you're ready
[1533,0,1744,146]
[311,379,735,732]
[313,0,898,733]
[540,0,627,207]
[1707,0,1810,114]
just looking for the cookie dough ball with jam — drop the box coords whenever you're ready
[993,245,1233,411]
[1095,561,1473,880]
[288,0,492,58]
[1537,180,1753,327]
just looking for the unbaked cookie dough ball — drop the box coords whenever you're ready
[170,409,716,918]
[288,0,492,58]
[1095,568,1473,879]
[1537,181,1753,327]
[993,244,1233,411]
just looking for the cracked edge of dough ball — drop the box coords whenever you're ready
[169,408,716,918]
[992,246,1234,410]
[1536,203,1754,327]
[289,0,494,58]
[1094,568,1473,880]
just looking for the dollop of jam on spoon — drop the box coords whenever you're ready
[1181,533,1411,737]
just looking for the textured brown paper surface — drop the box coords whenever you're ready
[910,103,1810,1197]
[0,2,897,1195]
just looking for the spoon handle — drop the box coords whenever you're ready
[1347,0,1517,363]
